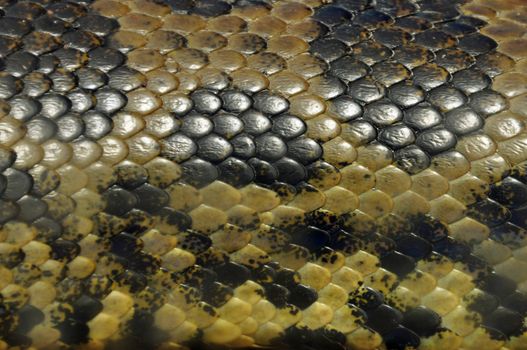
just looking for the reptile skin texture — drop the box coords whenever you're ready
[0,0,527,349]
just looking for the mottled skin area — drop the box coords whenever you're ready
[0,0,527,349]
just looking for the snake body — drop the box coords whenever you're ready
[0,0,527,349]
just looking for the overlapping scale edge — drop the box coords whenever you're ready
[0,0,526,349]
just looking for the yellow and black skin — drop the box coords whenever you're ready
[0,0,527,349]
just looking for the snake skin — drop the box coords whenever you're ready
[0,0,527,349]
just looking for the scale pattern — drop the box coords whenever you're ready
[0,0,527,349]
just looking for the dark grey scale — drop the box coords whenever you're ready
[413,30,456,52]
[220,90,252,113]
[439,21,478,38]
[383,327,421,350]
[77,67,107,90]
[132,184,169,214]
[2,168,33,201]
[68,89,95,113]
[380,251,416,277]
[466,199,511,228]
[0,236,23,266]
[33,15,71,36]
[457,15,487,28]
[177,232,212,255]
[255,133,287,161]
[387,81,425,108]
[353,40,393,67]
[411,215,449,243]
[329,57,369,85]
[0,35,19,58]
[415,128,456,155]
[481,273,517,298]
[274,268,300,289]
[363,100,403,127]
[391,44,431,69]
[212,113,243,139]
[366,304,404,335]
[22,72,52,97]
[433,236,471,262]
[511,205,527,229]
[376,0,418,17]
[8,96,41,122]
[162,0,193,12]
[371,61,410,87]
[287,138,323,165]
[458,33,498,56]
[191,90,222,115]
[94,88,126,115]
[444,107,484,136]
[55,113,85,142]
[82,110,112,140]
[312,5,353,28]
[312,75,347,100]
[332,24,370,46]
[49,69,77,93]
[74,15,117,37]
[434,48,475,74]
[253,91,289,116]
[503,292,527,316]
[124,208,156,234]
[5,51,39,77]
[47,1,87,22]
[102,186,138,217]
[115,161,148,190]
[349,286,384,310]
[251,265,277,285]
[37,54,60,75]
[468,89,508,117]
[412,63,450,91]
[395,234,432,260]
[121,311,170,349]
[0,147,15,173]
[354,9,393,29]
[15,304,44,334]
[394,145,430,174]
[418,0,462,21]
[263,284,290,308]
[4,334,31,349]
[15,195,47,222]
[71,295,103,323]
[197,134,233,163]
[272,115,306,140]
[274,158,308,185]
[288,225,330,252]
[452,68,491,95]
[180,114,213,139]
[310,38,348,63]
[333,0,370,11]
[476,52,514,78]
[0,174,5,197]
[57,319,90,345]
[53,48,87,71]
[50,239,81,262]
[0,16,31,37]
[192,0,231,17]
[160,133,197,163]
[247,158,278,184]
[108,67,145,92]
[110,233,143,257]
[84,274,115,300]
[329,95,362,122]
[377,124,415,149]
[240,110,272,136]
[0,73,22,99]
[180,158,219,188]
[5,2,45,20]
[22,31,62,56]
[490,177,527,208]
[33,217,62,243]
[178,265,217,288]
[483,307,524,337]
[213,261,251,288]
[373,28,412,49]
[465,289,499,316]
[88,47,126,73]
[231,134,256,159]
[217,157,255,187]
[347,76,386,103]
